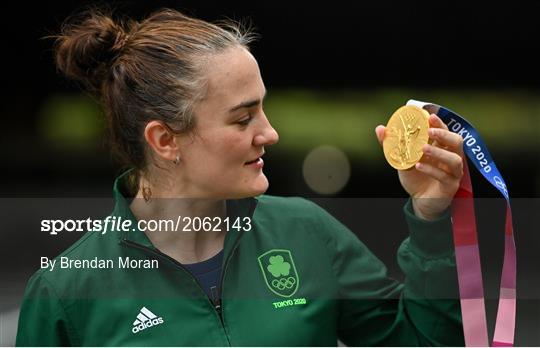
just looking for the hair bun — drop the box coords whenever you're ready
[54,10,133,93]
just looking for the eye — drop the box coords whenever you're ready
[237,114,253,126]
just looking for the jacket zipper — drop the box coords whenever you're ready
[120,199,256,345]
[120,239,231,346]
[215,200,256,334]
[215,228,246,325]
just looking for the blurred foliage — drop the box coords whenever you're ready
[38,90,540,160]
[37,94,104,150]
[264,89,540,161]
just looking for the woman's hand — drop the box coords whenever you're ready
[376,114,465,220]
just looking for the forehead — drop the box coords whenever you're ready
[201,47,265,111]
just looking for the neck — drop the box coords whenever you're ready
[130,186,227,264]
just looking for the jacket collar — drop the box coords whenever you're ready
[111,169,258,255]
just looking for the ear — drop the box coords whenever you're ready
[143,121,179,162]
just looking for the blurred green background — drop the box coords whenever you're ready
[39,89,540,156]
[29,89,540,197]
[38,89,540,157]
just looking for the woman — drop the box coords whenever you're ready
[17,8,465,346]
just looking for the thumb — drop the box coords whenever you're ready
[375,125,386,145]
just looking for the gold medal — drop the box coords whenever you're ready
[383,105,430,170]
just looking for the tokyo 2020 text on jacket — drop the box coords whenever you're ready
[16,170,464,346]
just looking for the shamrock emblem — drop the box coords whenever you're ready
[267,255,291,278]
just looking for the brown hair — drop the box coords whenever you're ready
[53,7,256,189]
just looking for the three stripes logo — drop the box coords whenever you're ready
[132,307,164,334]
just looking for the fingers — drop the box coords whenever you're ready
[422,143,464,178]
[428,114,449,130]
[415,161,460,191]
[375,125,385,145]
[428,127,464,153]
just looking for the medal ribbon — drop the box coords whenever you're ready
[407,100,516,347]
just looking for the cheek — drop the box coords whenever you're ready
[205,131,252,163]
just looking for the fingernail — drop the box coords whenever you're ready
[423,144,430,153]
[416,163,423,169]
[428,128,436,136]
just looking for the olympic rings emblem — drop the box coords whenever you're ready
[271,277,296,290]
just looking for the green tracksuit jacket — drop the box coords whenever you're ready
[16,172,464,346]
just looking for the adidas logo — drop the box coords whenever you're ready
[132,306,164,334]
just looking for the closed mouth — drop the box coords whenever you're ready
[245,153,264,165]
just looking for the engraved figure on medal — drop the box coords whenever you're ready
[383,105,429,170]
[395,113,421,166]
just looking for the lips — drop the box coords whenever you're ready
[245,153,264,165]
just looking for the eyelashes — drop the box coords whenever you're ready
[237,114,253,126]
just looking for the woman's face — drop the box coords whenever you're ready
[175,47,279,199]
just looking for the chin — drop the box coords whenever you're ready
[238,175,269,198]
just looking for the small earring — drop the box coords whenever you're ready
[142,186,152,202]
[173,154,180,165]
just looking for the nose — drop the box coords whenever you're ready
[253,112,279,147]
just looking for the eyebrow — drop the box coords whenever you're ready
[228,89,267,113]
